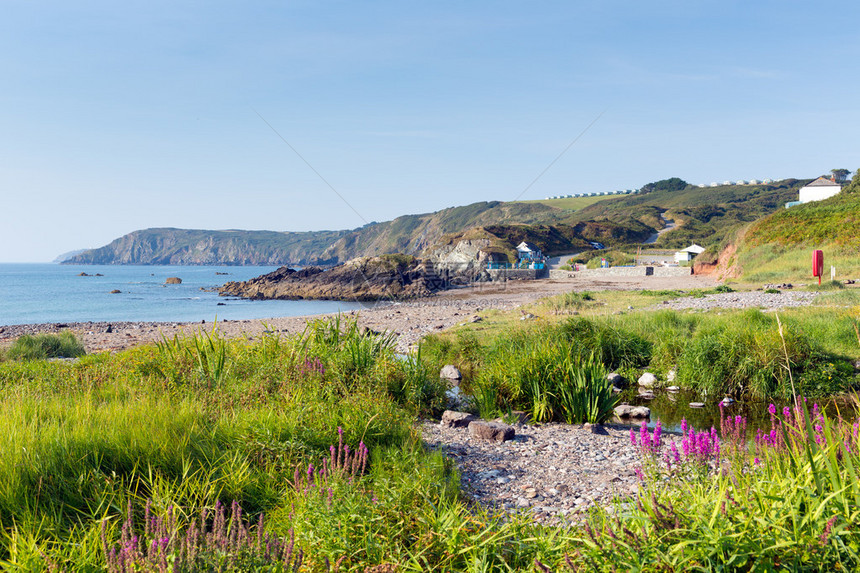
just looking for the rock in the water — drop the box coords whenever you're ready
[638,372,658,388]
[689,402,705,408]
[468,421,515,442]
[440,410,477,428]
[666,385,680,392]
[440,364,463,381]
[109,289,121,294]
[165,277,182,284]
[614,405,651,419]
[78,272,90,276]
[607,372,626,389]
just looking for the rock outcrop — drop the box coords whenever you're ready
[219,255,438,301]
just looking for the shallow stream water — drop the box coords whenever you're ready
[624,388,857,435]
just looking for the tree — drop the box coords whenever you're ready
[639,177,689,194]
[842,170,860,194]
[831,168,850,182]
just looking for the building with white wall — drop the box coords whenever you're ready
[799,177,842,204]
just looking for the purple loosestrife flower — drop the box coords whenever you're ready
[768,403,776,416]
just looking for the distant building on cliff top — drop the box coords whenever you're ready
[798,176,842,204]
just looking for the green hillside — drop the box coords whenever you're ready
[735,174,860,282]
[517,195,611,211]
[64,201,564,265]
[64,179,813,266]
[569,179,807,251]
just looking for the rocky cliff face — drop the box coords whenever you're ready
[64,228,347,266]
[218,255,438,301]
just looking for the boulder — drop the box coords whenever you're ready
[468,421,515,442]
[440,410,477,428]
[614,405,651,419]
[440,365,463,381]
[165,277,182,284]
[607,372,626,389]
[638,372,658,388]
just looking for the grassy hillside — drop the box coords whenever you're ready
[736,177,860,282]
[319,201,558,262]
[66,180,810,266]
[517,195,610,211]
[570,179,806,250]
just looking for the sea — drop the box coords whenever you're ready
[0,264,371,326]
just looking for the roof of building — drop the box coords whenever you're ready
[681,244,706,254]
[805,176,842,187]
[516,241,540,252]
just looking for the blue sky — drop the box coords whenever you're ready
[1,0,857,262]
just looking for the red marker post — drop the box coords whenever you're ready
[812,250,824,285]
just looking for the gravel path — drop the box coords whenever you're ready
[654,290,820,311]
[421,420,641,524]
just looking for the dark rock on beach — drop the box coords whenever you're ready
[219,255,439,302]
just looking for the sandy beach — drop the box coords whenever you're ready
[0,274,719,354]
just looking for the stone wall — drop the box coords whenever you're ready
[487,268,546,281]
[548,266,691,279]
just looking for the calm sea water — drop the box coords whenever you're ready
[0,264,370,325]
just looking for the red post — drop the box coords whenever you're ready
[812,250,824,285]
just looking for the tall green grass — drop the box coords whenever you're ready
[5,332,85,361]
[425,308,858,400]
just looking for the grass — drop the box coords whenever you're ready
[4,332,86,361]
[424,294,860,399]
[3,303,860,570]
[737,242,860,283]
[517,195,610,211]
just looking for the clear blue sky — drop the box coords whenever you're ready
[1,0,857,262]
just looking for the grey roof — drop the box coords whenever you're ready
[807,177,842,187]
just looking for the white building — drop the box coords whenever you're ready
[799,177,842,204]
[674,244,706,264]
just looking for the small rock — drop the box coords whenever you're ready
[689,402,706,408]
[666,386,680,392]
[614,405,651,419]
[468,421,516,442]
[440,410,477,428]
[721,397,735,406]
[638,372,658,388]
[607,372,626,388]
[440,364,463,381]
[165,277,182,284]
[516,497,531,508]
[109,289,121,294]
[666,369,676,382]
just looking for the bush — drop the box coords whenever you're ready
[6,332,86,361]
